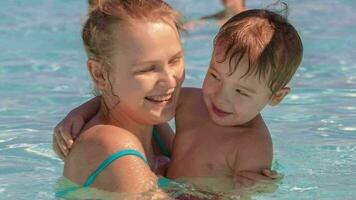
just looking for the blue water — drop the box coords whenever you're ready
[0,0,355,199]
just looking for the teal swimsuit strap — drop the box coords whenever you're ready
[56,150,147,198]
[83,149,148,187]
[152,127,171,158]
[56,149,174,197]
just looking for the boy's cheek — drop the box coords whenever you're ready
[202,80,217,95]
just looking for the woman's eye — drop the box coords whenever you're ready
[138,66,155,73]
[236,89,248,96]
[169,57,181,65]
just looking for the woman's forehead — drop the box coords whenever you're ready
[111,21,182,62]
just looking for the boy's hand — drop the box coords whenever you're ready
[234,169,282,189]
[52,111,85,160]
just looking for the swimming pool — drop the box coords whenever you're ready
[0,0,355,199]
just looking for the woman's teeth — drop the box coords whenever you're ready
[146,94,173,102]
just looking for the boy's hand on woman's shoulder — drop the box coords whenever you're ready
[52,110,85,160]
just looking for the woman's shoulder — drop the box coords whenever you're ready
[66,125,145,168]
[64,125,146,183]
[76,125,144,155]
[64,125,155,192]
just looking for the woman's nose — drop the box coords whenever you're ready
[158,67,178,89]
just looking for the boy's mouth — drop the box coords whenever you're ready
[212,104,232,117]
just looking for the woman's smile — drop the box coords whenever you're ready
[145,92,174,105]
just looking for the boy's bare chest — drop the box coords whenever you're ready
[172,126,241,181]
[174,117,241,177]
[172,93,244,177]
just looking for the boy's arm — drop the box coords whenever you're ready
[70,96,101,124]
[154,123,175,155]
[230,130,279,189]
[53,96,101,159]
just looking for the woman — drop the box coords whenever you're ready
[56,0,184,197]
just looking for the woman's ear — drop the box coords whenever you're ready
[87,59,108,90]
[269,87,290,106]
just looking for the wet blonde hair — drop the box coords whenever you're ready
[83,0,183,98]
[82,0,183,67]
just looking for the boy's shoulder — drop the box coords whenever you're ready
[178,87,203,106]
[181,87,202,95]
[228,116,273,172]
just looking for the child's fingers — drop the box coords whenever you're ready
[54,130,69,157]
[55,120,74,147]
[52,134,65,160]
[57,125,73,148]
[262,169,283,179]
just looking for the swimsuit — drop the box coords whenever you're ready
[56,127,173,198]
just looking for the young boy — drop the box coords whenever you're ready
[54,9,303,192]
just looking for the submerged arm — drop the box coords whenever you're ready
[155,123,175,155]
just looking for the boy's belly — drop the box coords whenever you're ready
[167,150,235,192]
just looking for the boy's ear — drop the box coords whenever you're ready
[269,87,290,106]
[87,59,108,90]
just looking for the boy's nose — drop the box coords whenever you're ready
[214,85,231,105]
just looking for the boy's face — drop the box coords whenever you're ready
[202,46,276,126]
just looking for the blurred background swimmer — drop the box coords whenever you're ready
[184,0,247,29]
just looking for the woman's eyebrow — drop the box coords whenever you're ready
[170,50,184,59]
[133,50,183,66]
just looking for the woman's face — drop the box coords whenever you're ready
[100,21,185,125]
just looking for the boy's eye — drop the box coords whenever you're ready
[210,72,220,81]
[236,89,248,96]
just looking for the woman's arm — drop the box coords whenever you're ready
[155,123,175,155]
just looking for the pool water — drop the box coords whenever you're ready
[0,0,355,199]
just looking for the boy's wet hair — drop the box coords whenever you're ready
[214,6,303,93]
[82,0,183,66]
